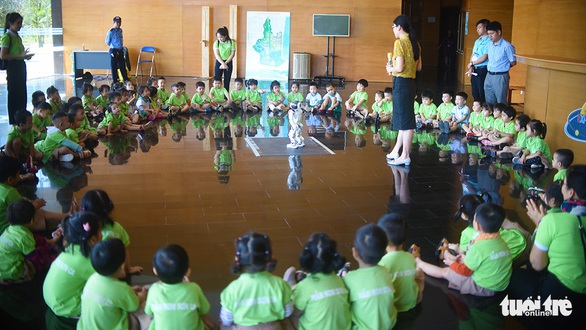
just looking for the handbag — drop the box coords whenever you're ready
[0,34,12,70]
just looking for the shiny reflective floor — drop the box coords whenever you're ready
[0,75,557,329]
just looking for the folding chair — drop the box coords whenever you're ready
[135,46,157,84]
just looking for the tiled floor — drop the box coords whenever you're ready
[0,74,562,329]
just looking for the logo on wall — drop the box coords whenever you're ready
[564,102,586,142]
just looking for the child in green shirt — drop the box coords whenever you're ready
[513,119,552,169]
[78,238,146,330]
[209,77,231,111]
[43,212,102,323]
[0,200,60,283]
[284,233,351,330]
[157,76,171,104]
[167,83,191,116]
[46,85,62,115]
[220,232,292,328]
[433,90,454,128]
[5,110,43,170]
[552,149,573,182]
[416,203,513,296]
[377,213,424,312]
[96,84,110,110]
[32,101,52,141]
[34,112,91,163]
[416,89,437,129]
[345,79,369,119]
[82,83,102,119]
[244,79,264,112]
[145,244,215,330]
[343,223,396,330]
[81,189,143,276]
[191,81,213,113]
[267,80,288,112]
[230,77,247,110]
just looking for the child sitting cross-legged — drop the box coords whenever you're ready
[343,223,396,330]
[5,110,43,172]
[97,103,151,136]
[78,238,147,330]
[34,112,91,163]
[414,203,512,296]
[145,244,215,330]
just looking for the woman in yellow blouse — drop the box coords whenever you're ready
[386,15,422,166]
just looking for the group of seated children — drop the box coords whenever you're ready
[345,80,394,126]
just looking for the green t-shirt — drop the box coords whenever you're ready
[49,99,62,114]
[230,89,247,102]
[96,95,109,108]
[43,245,95,317]
[78,114,97,135]
[0,225,35,280]
[119,103,130,116]
[32,113,51,139]
[380,101,393,115]
[526,136,552,161]
[145,281,210,330]
[191,93,211,106]
[65,128,79,143]
[515,130,528,149]
[413,101,419,114]
[267,91,285,103]
[349,91,368,105]
[554,169,567,182]
[501,121,516,135]
[210,87,228,102]
[166,93,188,107]
[372,102,383,113]
[7,126,34,149]
[343,265,396,330]
[469,111,482,127]
[157,88,171,104]
[419,103,438,119]
[78,273,139,330]
[220,271,291,326]
[1,31,25,56]
[535,212,586,293]
[0,184,22,235]
[292,272,350,330]
[82,95,97,111]
[493,118,504,132]
[287,92,304,103]
[247,89,262,103]
[460,227,526,260]
[213,39,236,60]
[378,251,419,312]
[102,221,130,247]
[437,102,454,120]
[480,115,495,130]
[99,112,126,129]
[465,237,512,292]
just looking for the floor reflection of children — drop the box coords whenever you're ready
[214,127,235,184]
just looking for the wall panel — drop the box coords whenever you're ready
[62,0,402,82]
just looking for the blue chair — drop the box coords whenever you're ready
[135,46,157,83]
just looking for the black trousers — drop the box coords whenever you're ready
[109,48,128,83]
[471,66,487,103]
[214,60,233,91]
[6,59,27,125]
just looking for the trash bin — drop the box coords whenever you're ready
[293,52,311,80]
